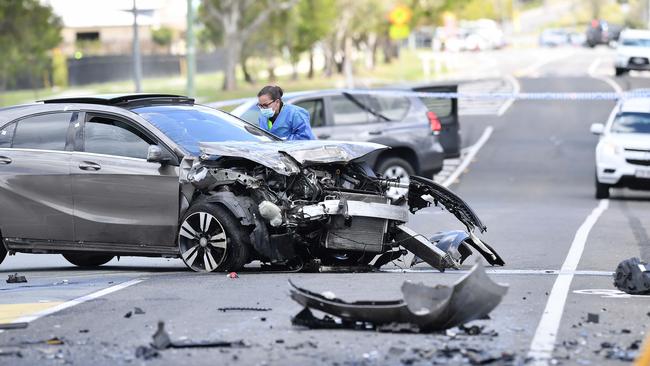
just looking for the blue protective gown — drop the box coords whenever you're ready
[257,103,316,140]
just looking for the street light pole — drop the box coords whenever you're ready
[186,0,195,98]
[132,0,143,93]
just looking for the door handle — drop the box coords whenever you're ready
[78,161,101,171]
[368,131,382,135]
[317,134,331,139]
[0,156,11,165]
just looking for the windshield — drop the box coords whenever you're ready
[611,112,650,134]
[133,104,275,155]
[621,38,650,47]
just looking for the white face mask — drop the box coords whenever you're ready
[260,107,275,118]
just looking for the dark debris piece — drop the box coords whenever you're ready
[124,311,133,318]
[217,307,272,312]
[0,322,28,330]
[135,346,160,360]
[0,350,22,357]
[134,307,145,315]
[6,273,27,284]
[151,321,247,350]
[586,313,599,324]
[614,257,650,295]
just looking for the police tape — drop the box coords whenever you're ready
[206,89,650,108]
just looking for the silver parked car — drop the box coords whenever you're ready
[0,94,503,272]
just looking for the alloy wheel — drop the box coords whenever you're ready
[178,212,228,272]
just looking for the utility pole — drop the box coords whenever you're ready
[132,0,143,93]
[186,0,195,98]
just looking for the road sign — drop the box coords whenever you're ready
[389,5,411,25]
[389,24,410,40]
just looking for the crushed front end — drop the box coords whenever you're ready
[178,140,504,272]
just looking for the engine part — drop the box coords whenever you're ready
[259,201,283,227]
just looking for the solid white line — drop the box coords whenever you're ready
[498,74,520,116]
[527,199,609,365]
[9,278,144,324]
[441,126,493,188]
[587,57,602,76]
[588,61,622,94]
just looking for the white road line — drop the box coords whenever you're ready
[498,74,520,116]
[8,278,144,324]
[588,61,622,94]
[527,199,609,365]
[441,126,493,187]
[587,57,602,76]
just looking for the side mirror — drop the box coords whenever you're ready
[590,123,605,135]
[147,145,165,163]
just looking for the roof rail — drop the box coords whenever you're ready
[40,93,194,106]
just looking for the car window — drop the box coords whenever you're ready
[12,112,73,151]
[621,38,650,47]
[133,104,274,155]
[0,122,16,148]
[240,107,259,124]
[84,116,153,159]
[367,95,410,121]
[611,113,650,134]
[330,95,369,125]
[293,99,325,127]
[418,97,452,117]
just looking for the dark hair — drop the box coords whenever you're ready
[257,85,283,100]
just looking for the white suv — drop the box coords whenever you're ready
[615,29,650,76]
[591,96,650,198]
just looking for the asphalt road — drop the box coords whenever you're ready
[2,46,650,365]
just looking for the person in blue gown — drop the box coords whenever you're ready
[256,85,315,140]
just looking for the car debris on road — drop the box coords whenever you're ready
[614,257,650,294]
[6,273,27,283]
[289,261,507,332]
[150,321,247,350]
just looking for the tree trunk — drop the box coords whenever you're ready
[308,48,314,79]
[343,35,354,88]
[241,53,254,84]
[291,62,298,80]
[222,35,241,91]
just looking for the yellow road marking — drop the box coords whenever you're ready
[0,303,63,323]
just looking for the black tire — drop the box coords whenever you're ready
[63,253,113,267]
[375,157,415,179]
[178,201,250,272]
[595,179,610,199]
[614,257,650,294]
[615,67,628,76]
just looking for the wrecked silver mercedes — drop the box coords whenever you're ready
[0,97,502,272]
[179,140,504,272]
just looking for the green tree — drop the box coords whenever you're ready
[288,0,336,78]
[199,0,297,91]
[152,27,174,49]
[0,1,62,93]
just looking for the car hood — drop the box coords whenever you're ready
[606,133,650,150]
[198,140,389,175]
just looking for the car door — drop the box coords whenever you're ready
[414,85,460,158]
[324,93,376,142]
[70,112,179,248]
[291,98,331,139]
[0,112,76,242]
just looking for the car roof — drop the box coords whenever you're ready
[620,29,650,39]
[40,93,194,106]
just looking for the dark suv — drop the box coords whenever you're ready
[230,87,460,183]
